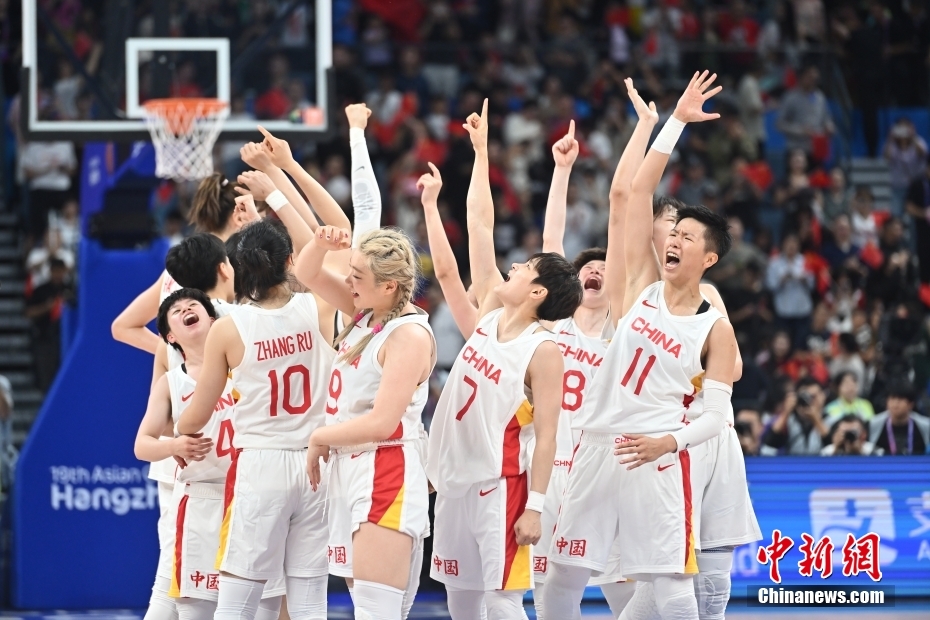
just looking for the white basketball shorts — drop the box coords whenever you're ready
[431,472,534,592]
[326,443,429,578]
[696,426,762,549]
[216,449,328,581]
[164,480,285,600]
[551,432,702,577]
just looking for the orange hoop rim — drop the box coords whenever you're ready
[142,97,228,117]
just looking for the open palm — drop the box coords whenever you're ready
[674,71,723,123]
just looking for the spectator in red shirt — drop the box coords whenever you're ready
[718,0,760,72]
[254,55,291,120]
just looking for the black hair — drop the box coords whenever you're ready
[838,332,859,354]
[835,370,860,388]
[829,413,865,438]
[572,247,606,272]
[165,233,228,293]
[157,288,217,353]
[235,219,293,303]
[887,380,917,403]
[796,376,822,392]
[653,195,685,220]
[49,257,68,271]
[674,204,732,260]
[529,252,584,321]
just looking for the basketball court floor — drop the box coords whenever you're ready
[2,600,927,620]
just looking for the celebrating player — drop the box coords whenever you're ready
[545,72,737,620]
[294,222,435,620]
[177,220,333,620]
[427,99,583,619]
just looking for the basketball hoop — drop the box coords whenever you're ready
[142,98,229,181]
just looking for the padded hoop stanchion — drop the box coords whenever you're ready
[142,98,228,181]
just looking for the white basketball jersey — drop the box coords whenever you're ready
[228,294,334,449]
[573,281,723,434]
[326,310,435,441]
[549,315,611,460]
[166,298,234,371]
[167,367,237,482]
[427,308,556,498]
[158,269,182,303]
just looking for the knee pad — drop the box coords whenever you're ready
[176,598,217,620]
[541,563,589,620]
[354,579,404,620]
[618,581,659,620]
[144,578,178,620]
[653,575,698,620]
[215,574,265,620]
[484,590,527,620]
[445,588,485,620]
[284,576,327,620]
[694,549,732,620]
[601,581,637,618]
[253,595,282,620]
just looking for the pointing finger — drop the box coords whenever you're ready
[480,98,488,120]
[428,161,441,179]
[257,125,273,140]
[567,119,575,140]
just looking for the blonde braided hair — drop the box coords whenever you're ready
[334,228,420,363]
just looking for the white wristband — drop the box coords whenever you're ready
[265,189,288,212]
[525,491,546,513]
[651,115,686,154]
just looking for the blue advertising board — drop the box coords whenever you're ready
[14,240,169,609]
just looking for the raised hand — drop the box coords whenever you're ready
[236,170,275,202]
[345,103,372,130]
[552,119,580,168]
[624,78,659,124]
[233,194,262,228]
[240,142,274,172]
[315,225,352,252]
[416,162,443,205]
[257,125,295,168]
[462,98,489,152]
[673,70,722,124]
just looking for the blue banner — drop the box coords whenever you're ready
[14,240,170,609]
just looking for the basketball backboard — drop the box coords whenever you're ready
[22,0,334,143]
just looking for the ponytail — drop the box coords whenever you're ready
[189,173,240,233]
[235,220,293,302]
[334,228,419,363]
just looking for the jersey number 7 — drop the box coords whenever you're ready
[455,376,478,420]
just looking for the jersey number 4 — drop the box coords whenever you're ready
[621,347,656,395]
[267,365,312,416]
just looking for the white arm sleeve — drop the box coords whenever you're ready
[350,127,382,247]
[671,379,731,451]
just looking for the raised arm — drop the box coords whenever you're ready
[541,120,579,256]
[346,103,382,246]
[112,276,164,354]
[177,317,239,435]
[463,99,504,318]
[418,162,478,337]
[294,226,356,316]
[258,126,352,231]
[134,375,212,463]
[607,80,659,325]
[624,72,721,316]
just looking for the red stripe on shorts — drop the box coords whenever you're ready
[174,493,190,594]
[501,415,523,477]
[501,472,529,589]
[679,449,693,570]
[368,446,405,524]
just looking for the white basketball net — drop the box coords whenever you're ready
[142,99,229,181]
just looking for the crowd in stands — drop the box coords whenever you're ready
[7,1,930,457]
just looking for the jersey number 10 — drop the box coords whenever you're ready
[267,365,312,416]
